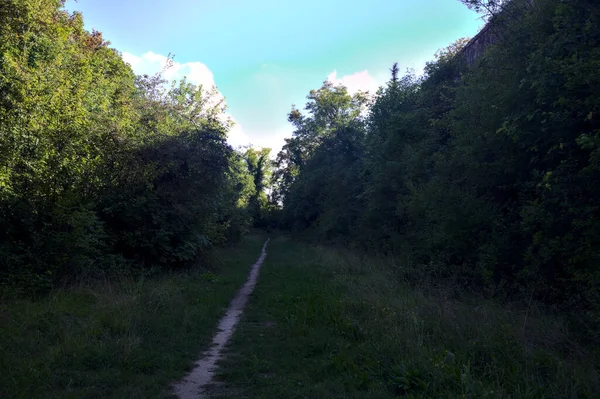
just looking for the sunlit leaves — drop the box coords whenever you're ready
[0,0,249,291]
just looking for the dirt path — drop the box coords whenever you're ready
[173,239,269,399]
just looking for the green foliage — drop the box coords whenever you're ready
[275,80,369,237]
[242,147,275,227]
[274,0,600,323]
[0,0,251,292]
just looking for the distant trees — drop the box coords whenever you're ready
[275,0,600,318]
[241,147,277,227]
[274,81,368,236]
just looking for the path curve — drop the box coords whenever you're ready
[173,238,270,399]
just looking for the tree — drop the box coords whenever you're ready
[275,80,369,236]
[242,147,273,225]
[274,0,600,317]
[274,80,368,207]
[0,0,250,292]
[458,0,509,17]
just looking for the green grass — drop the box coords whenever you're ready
[0,232,267,399]
[207,235,599,398]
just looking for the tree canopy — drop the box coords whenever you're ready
[0,0,254,292]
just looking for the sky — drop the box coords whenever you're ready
[64,0,484,153]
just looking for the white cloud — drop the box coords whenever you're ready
[226,116,251,148]
[327,69,380,95]
[227,123,292,157]
[255,125,293,155]
[122,51,248,147]
[122,51,216,89]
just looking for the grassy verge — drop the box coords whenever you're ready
[0,232,267,399]
[208,235,598,398]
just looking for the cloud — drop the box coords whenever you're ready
[226,116,251,148]
[122,51,216,89]
[327,69,381,95]
[254,125,293,155]
[227,123,291,157]
[122,51,248,147]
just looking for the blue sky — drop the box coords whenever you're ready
[65,0,483,151]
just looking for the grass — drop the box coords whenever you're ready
[207,234,599,398]
[0,232,267,399]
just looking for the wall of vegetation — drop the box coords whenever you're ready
[0,0,257,293]
[274,0,600,319]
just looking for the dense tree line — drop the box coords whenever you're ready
[0,0,261,293]
[242,147,280,227]
[275,0,600,319]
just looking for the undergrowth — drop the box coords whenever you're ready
[0,233,266,399]
[208,235,599,398]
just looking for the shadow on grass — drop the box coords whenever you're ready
[207,235,599,399]
[0,233,267,399]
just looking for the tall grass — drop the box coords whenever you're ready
[209,235,598,398]
[0,233,266,399]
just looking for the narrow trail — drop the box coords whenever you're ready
[173,239,270,399]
